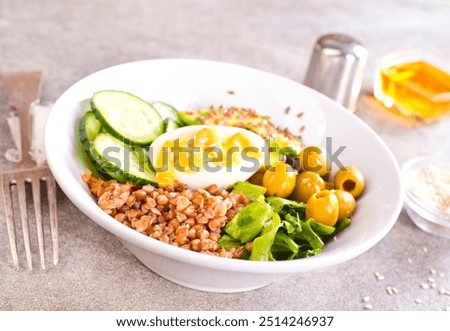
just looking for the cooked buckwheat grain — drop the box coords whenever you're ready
[83,173,250,258]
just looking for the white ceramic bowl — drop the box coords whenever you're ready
[45,59,403,292]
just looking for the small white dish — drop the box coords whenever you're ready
[402,156,450,238]
[45,59,403,292]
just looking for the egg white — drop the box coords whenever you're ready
[149,125,266,190]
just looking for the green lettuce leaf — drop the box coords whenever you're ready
[271,232,300,260]
[231,181,266,202]
[282,213,302,234]
[224,201,272,243]
[309,219,335,236]
[217,234,241,250]
[249,213,281,261]
[295,219,324,251]
[266,196,306,218]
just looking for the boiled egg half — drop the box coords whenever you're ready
[149,125,266,190]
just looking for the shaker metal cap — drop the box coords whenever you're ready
[304,33,368,112]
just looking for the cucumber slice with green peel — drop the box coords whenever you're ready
[91,90,163,146]
[89,133,157,185]
[152,101,179,121]
[77,112,113,179]
[80,142,114,180]
[163,118,182,133]
[177,110,202,125]
[131,145,155,172]
[78,111,102,147]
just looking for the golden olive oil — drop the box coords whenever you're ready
[374,60,450,124]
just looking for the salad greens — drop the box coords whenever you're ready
[223,201,272,244]
[218,182,352,261]
[249,213,280,261]
[230,181,266,202]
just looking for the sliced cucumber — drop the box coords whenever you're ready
[89,133,157,185]
[91,90,163,146]
[77,112,113,179]
[163,118,182,133]
[78,111,102,147]
[177,110,202,125]
[80,141,113,180]
[152,101,179,121]
[131,145,155,172]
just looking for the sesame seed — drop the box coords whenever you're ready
[428,277,436,283]
[296,112,304,118]
[226,90,235,95]
[363,303,373,310]
[440,288,446,295]
[363,296,370,302]
[385,286,399,295]
[421,283,430,289]
[407,258,413,264]
[386,286,394,295]
[422,246,428,253]
[431,283,437,289]
[430,268,436,275]
[415,298,423,304]
[408,165,450,212]
[439,272,445,278]
[374,272,385,281]
[284,106,291,114]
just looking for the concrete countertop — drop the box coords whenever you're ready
[1,0,449,311]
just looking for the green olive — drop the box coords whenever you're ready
[332,189,356,220]
[262,162,296,198]
[306,190,339,226]
[248,168,265,186]
[293,171,325,203]
[298,146,329,177]
[324,181,334,190]
[334,165,365,198]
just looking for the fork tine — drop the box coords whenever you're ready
[46,173,59,266]
[1,174,19,269]
[16,179,33,270]
[31,176,46,270]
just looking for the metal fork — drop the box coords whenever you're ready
[1,71,58,270]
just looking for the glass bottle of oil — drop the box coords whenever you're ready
[374,50,450,124]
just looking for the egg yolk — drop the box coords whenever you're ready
[155,128,259,186]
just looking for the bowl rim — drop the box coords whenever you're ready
[45,58,404,274]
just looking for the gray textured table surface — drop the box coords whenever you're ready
[1,0,449,311]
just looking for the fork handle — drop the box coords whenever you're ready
[16,101,35,167]
[3,71,42,168]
